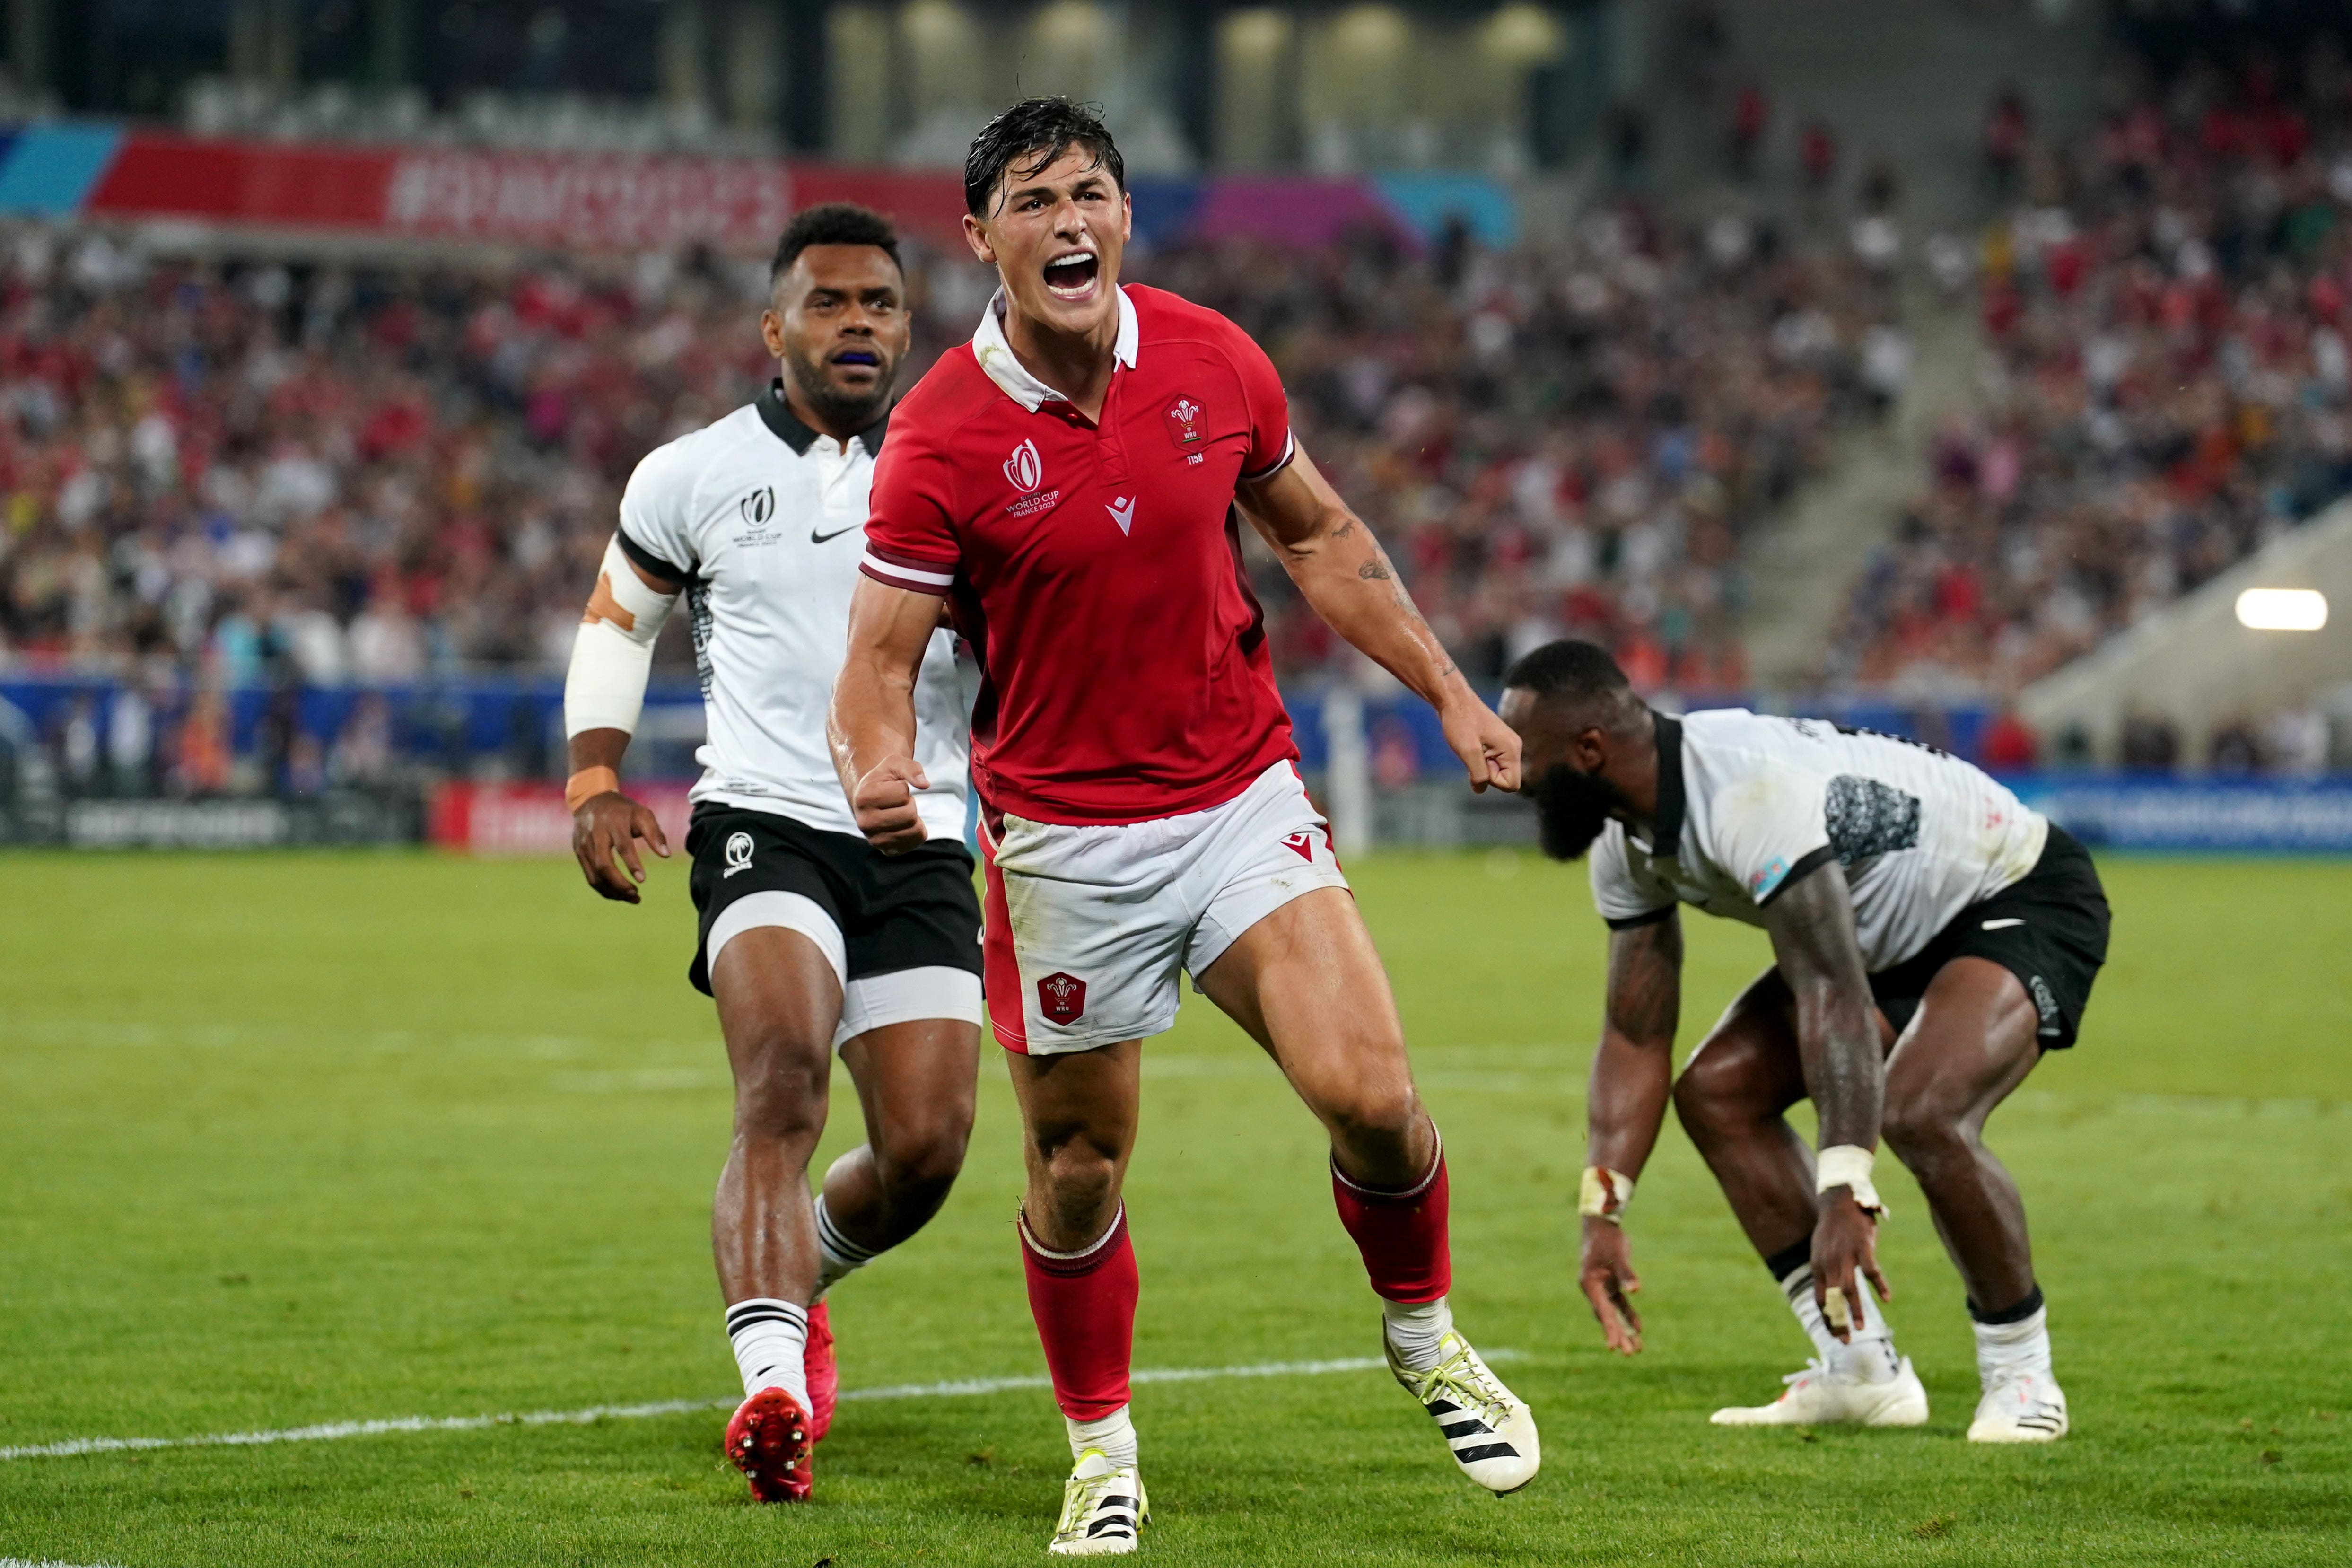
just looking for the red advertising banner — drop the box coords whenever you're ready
[77,131,971,254]
[376,147,793,250]
[429,780,693,856]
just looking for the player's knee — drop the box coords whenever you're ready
[874,1112,971,1200]
[1316,1073,1418,1146]
[1882,1094,1969,1172]
[729,1043,831,1141]
[1034,1133,1121,1208]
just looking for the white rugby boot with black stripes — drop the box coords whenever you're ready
[1386,1330,1540,1494]
[1047,1447,1147,1556]
[1967,1368,2069,1443]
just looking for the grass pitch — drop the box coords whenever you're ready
[1,848,2346,1566]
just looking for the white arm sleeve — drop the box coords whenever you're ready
[563,535,680,738]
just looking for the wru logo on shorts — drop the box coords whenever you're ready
[1037,971,1087,1025]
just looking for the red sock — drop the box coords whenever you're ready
[1332,1138,1451,1303]
[1019,1205,1138,1421]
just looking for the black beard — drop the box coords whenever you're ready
[786,350,892,433]
[1530,764,1633,861]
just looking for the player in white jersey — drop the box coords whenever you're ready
[562,205,983,1502]
[1500,641,2109,1444]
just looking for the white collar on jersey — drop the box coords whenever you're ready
[971,286,1139,412]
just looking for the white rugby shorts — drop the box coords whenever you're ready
[979,760,1351,1054]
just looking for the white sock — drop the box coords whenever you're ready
[1382,1296,1456,1374]
[813,1193,882,1301]
[1972,1292,2053,1391]
[726,1297,811,1410]
[1780,1263,1900,1383]
[1066,1404,1138,1469]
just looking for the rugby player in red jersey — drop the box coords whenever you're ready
[829,99,1539,1553]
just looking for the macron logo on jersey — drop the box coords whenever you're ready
[1107,496,1135,535]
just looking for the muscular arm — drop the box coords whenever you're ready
[828,576,947,853]
[1237,446,1519,792]
[1761,858,1893,1335]
[1760,860,1881,1150]
[1587,915,1685,1177]
[1578,913,1682,1354]
[565,548,681,902]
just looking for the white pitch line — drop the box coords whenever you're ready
[0,1352,1517,1464]
[2,1559,132,1568]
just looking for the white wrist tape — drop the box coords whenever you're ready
[1815,1144,1887,1216]
[1579,1166,1635,1223]
[563,536,678,737]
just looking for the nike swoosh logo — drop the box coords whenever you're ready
[810,522,863,543]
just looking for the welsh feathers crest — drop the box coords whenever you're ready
[1035,970,1087,1025]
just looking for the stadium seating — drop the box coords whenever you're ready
[0,202,1892,789]
[1829,63,2352,699]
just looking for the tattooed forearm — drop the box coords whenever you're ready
[1330,517,1358,541]
[1606,917,1683,1046]
[1358,560,1392,580]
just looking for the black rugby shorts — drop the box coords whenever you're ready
[684,804,981,997]
[1868,825,2110,1050]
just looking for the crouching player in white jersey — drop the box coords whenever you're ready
[563,205,984,1501]
[1501,642,2110,1444]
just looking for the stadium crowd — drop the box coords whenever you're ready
[1830,52,2352,699]
[0,199,1896,723]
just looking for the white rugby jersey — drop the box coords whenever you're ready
[1590,709,2048,972]
[616,382,974,843]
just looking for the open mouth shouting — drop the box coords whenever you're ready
[1041,248,1101,300]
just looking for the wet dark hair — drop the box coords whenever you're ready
[963,96,1125,217]
[1502,639,1632,704]
[771,203,902,286]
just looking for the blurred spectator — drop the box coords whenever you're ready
[1607,102,1652,192]
[1801,119,1841,197]
[1729,81,1770,182]
[2120,710,2180,770]
[330,692,396,785]
[2207,718,2263,773]
[348,586,427,683]
[174,688,232,795]
[1983,87,2032,199]
[1980,707,2040,770]
[2265,701,2329,777]
[106,682,154,793]
[57,693,98,790]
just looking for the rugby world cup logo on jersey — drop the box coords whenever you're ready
[734,485,782,547]
[1004,439,1044,493]
[1001,437,1063,519]
[723,831,755,878]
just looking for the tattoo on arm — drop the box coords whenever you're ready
[1330,517,1358,541]
[1762,860,1883,1150]
[1358,560,1392,580]
[1606,917,1683,1045]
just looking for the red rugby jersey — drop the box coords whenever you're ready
[861,284,1299,826]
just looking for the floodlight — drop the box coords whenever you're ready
[2233,588,2328,631]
